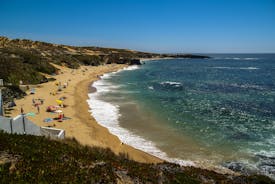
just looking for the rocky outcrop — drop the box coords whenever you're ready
[0,36,210,85]
[129,59,141,65]
[161,54,210,59]
[0,36,157,85]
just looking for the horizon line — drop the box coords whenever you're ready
[1,35,275,54]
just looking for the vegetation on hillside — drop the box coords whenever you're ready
[0,36,160,85]
[0,47,56,84]
[0,132,274,183]
[0,36,210,85]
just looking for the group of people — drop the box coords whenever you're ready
[19,98,43,115]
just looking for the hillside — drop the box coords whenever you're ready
[0,36,159,85]
[0,131,273,183]
[0,36,211,85]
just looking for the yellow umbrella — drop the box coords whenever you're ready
[56,100,63,105]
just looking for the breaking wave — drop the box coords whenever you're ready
[87,66,195,167]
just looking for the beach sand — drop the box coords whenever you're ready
[10,64,162,163]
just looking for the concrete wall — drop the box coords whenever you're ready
[40,127,65,139]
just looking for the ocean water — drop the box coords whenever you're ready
[88,54,275,178]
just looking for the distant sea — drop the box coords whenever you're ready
[88,54,275,179]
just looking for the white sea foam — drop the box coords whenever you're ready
[240,67,259,70]
[229,83,264,90]
[212,66,259,70]
[212,67,232,69]
[148,86,154,90]
[87,66,195,167]
[160,81,182,85]
[244,58,259,60]
[254,150,275,158]
[160,81,182,87]
[222,57,259,60]
[123,65,140,71]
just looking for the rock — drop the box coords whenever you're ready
[222,162,255,175]
[129,59,141,65]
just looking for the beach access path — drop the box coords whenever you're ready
[10,64,162,163]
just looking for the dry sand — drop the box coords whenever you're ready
[10,64,162,163]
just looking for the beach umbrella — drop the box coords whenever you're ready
[56,99,63,105]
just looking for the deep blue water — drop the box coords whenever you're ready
[99,54,275,178]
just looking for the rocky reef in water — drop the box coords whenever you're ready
[161,53,211,59]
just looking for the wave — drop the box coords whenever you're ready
[122,65,140,71]
[243,58,259,60]
[87,66,195,167]
[212,66,259,70]
[212,67,232,69]
[253,150,275,179]
[228,83,264,90]
[240,67,259,70]
[214,57,259,61]
[223,151,275,179]
[148,86,154,90]
[160,81,182,87]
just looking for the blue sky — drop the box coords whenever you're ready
[1,0,275,53]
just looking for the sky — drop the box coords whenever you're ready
[0,0,275,53]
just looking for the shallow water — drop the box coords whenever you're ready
[88,54,275,178]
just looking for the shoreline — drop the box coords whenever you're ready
[9,64,162,164]
[87,64,238,175]
[8,62,236,175]
[88,67,197,166]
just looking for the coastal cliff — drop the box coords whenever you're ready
[0,36,156,85]
[0,36,209,85]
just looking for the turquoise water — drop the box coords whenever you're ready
[91,54,275,178]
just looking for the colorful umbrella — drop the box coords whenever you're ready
[56,100,63,105]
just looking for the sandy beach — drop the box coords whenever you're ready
[10,64,162,164]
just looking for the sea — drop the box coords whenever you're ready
[88,54,275,179]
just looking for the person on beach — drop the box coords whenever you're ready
[20,106,24,115]
[32,98,35,105]
[36,104,40,113]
